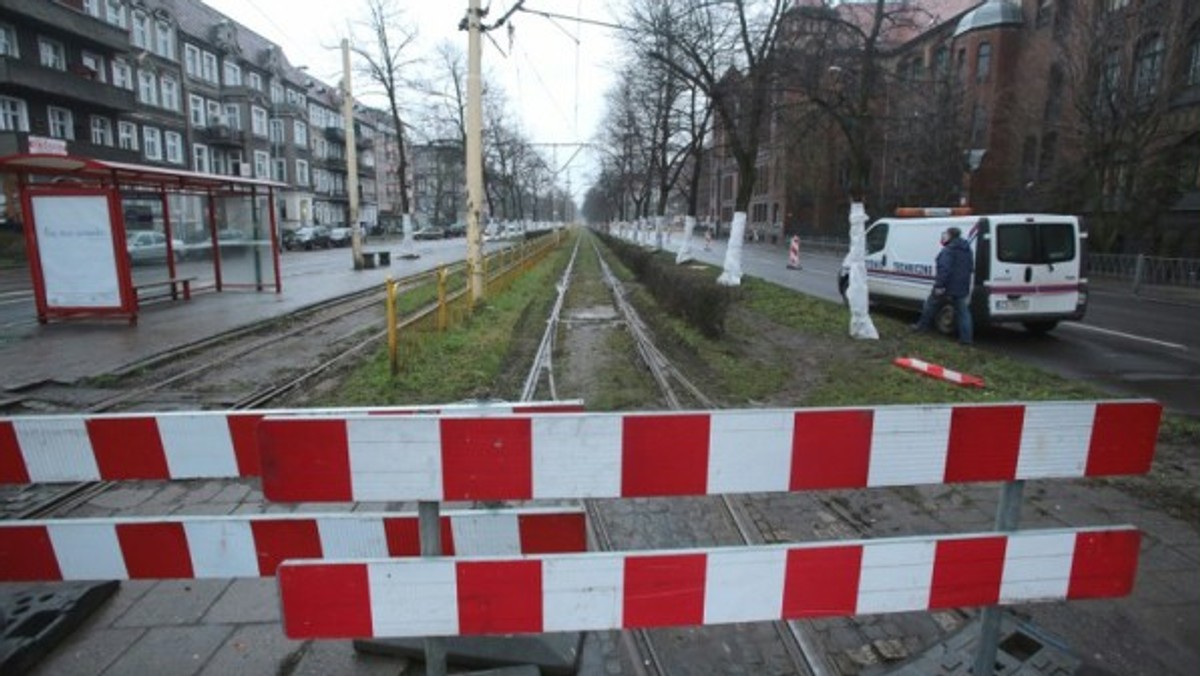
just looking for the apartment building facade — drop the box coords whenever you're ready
[0,0,397,235]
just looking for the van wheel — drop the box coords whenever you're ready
[935,304,957,335]
[1023,320,1058,334]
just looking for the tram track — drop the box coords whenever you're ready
[520,230,971,675]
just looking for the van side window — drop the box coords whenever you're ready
[865,223,888,255]
[996,223,1075,264]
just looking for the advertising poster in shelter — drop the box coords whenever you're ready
[31,194,122,309]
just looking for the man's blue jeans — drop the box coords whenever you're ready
[915,292,973,344]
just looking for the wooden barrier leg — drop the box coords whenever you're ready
[974,480,1025,676]
[419,500,447,676]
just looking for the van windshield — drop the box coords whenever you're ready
[995,222,1075,264]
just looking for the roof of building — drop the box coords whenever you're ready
[953,0,1024,38]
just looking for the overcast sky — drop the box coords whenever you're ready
[202,0,623,201]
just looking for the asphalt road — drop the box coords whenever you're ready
[662,233,1200,417]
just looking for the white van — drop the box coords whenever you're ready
[838,213,1088,333]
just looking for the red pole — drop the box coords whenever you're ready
[160,186,177,281]
[268,186,282,293]
[208,189,222,292]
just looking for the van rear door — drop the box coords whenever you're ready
[987,216,1083,319]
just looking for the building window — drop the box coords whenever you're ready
[160,76,179,111]
[81,52,106,82]
[38,37,66,71]
[138,70,158,106]
[0,97,29,132]
[251,106,268,137]
[270,119,284,144]
[970,104,987,147]
[201,52,218,83]
[105,0,127,29]
[249,72,263,91]
[112,58,133,89]
[254,150,270,179]
[976,42,991,82]
[90,116,112,145]
[185,44,200,77]
[933,46,949,78]
[193,144,210,173]
[1133,35,1165,103]
[118,120,138,150]
[223,61,242,87]
[131,9,150,48]
[165,131,183,164]
[48,107,74,140]
[270,81,284,104]
[155,19,175,59]
[294,120,308,147]
[1043,65,1063,123]
[223,104,241,129]
[273,158,287,182]
[143,126,161,160]
[189,95,206,126]
[1104,0,1131,12]
[0,23,18,58]
[1038,132,1058,180]
[206,101,222,126]
[83,0,100,18]
[296,159,309,186]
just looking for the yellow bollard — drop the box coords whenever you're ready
[386,277,399,377]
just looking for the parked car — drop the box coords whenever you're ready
[413,226,446,240]
[281,228,299,250]
[328,226,352,247]
[445,222,467,238]
[216,228,250,256]
[126,230,185,264]
[292,225,331,250]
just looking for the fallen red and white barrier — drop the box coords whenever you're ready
[894,357,985,388]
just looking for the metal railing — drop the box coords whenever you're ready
[1087,253,1200,290]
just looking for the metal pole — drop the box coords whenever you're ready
[465,0,485,302]
[343,38,363,270]
[419,500,446,676]
[1133,253,1145,295]
[973,480,1025,676]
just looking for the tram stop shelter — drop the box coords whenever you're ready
[0,153,285,324]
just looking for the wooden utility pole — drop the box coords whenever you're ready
[465,0,485,301]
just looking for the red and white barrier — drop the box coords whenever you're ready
[894,357,984,388]
[0,401,584,484]
[0,508,586,581]
[787,235,801,269]
[277,527,1140,639]
[259,401,1160,502]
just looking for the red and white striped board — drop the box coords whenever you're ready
[0,507,586,581]
[894,357,984,388]
[259,400,1161,502]
[0,400,583,484]
[277,526,1141,639]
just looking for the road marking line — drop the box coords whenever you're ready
[1065,323,1188,351]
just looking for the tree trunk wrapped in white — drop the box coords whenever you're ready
[399,213,417,258]
[676,215,697,264]
[846,201,879,339]
[654,215,664,251]
[717,211,746,286]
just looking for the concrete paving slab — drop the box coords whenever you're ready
[196,622,304,676]
[100,625,232,676]
[112,580,230,628]
[27,627,144,676]
[203,580,280,625]
[354,632,584,676]
[289,639,406,676]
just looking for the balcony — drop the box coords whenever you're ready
[0,131,140,163]
[356,135,375,149]
[5,0,129,51]
[324,125,345,142]
[201,123,247,147]
[271,100,307,118]
[0,59,137,112]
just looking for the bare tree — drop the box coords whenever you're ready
[350,0,418,219]
[622,0,789,283]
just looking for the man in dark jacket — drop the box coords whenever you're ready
[911,226,974,344]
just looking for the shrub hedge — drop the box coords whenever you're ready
[597,232,733,338]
